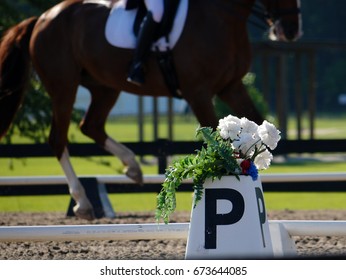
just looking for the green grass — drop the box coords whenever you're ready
[264,192,346,210]
[263,160,346,174]
[0,192,345,213]
[0,193,192,213]
[286,114,346,139]
[0,156,143,176]
[0,195,70,212]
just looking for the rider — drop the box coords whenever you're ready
[126,0,165,86]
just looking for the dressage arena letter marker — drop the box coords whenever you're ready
[185,176,273,259]
[255,187,267,247]
[204,188,245,249]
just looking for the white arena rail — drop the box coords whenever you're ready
[1,172,346,186]
[1,221,346,243]
[0,223,189,242]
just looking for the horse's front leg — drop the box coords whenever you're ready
[60,148,95,220]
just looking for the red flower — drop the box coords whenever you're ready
[240,159,251,174]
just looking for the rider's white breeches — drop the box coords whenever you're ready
[145,0,164,22]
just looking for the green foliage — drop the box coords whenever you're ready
[156,127,239,223]
[4,78,51,144]
[0,0,60,33]
[0,3,18,31]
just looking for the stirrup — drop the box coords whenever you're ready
[127,76,143,86]
[127,64,145,86]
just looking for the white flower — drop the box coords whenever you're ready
[240,117,259,135]
[233,132,259,157]
[258,120,281,150]
[217,115,241,140]
[254,149,273,170]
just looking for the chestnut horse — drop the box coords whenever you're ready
[0,0,301,220]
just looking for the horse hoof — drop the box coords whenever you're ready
[73,206,95,221]
[125,166,143,185]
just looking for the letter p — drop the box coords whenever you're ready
[204,188,245,249]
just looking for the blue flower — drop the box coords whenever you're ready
[248,162,258,181]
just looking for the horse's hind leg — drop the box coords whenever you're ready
[48,83,94,220]
[80,85,143,184]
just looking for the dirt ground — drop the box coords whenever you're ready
[1,210,346,259]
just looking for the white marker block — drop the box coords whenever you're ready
[185,176,273,259]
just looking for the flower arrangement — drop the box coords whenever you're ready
[156,114,281,223]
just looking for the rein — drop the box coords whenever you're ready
[241,0,301,30]
[210,0,271,31]
[247,2,272,30]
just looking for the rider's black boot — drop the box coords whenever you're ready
[127,12,159,86]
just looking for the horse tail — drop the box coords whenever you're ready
[0,17,38,139]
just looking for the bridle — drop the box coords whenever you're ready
[253,0,301,29]
[222,0,301,31]
[211,0,301,32]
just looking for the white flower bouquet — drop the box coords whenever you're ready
[156,114,281,223]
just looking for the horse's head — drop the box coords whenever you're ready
[260,0,303,42]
